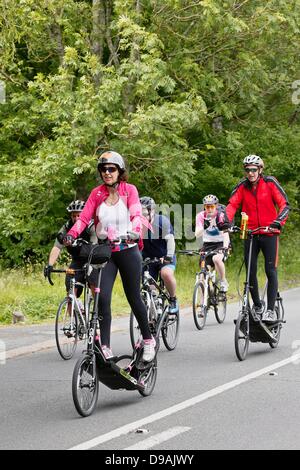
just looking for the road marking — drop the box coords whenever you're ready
[69,351,300,450]
[124,426,190,450]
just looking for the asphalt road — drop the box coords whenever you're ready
[0,288,300,450]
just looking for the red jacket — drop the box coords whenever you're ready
[226,175,289,234]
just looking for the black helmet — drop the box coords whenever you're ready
[140,196,156,210]
[66,200,85,213]
[97,151,125,172]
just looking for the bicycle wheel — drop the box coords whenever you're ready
[72,353,99,417]
[130,291,152,349]
[269,302,283,349]
[162,309,180,350]
[193,281,207,330]
[55,298,78,360]
[214,287,227,324]
[138,357,158,397]
[234,313,249,361]
[129,311,141,349]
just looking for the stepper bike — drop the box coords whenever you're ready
[231,226,285,361]
[71,238,158,417]
[129,258,180,352]
[179,248,228,330]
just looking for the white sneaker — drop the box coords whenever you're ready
[102,345,114,359]
[220,279,229,292]
[142,337,156,362]
[262,309,276,323]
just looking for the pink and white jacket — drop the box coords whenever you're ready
[67,182,151,248]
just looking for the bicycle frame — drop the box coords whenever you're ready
[142,260,170,334]
[67,276,90,332]
[129,255,180,353]
[232,225,285,360]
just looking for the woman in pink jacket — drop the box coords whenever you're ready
[64,151,155,362]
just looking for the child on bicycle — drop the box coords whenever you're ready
[195,194,230,292]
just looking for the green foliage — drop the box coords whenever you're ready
[0,0,299,265]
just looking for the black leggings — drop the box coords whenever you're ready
[97,245,151,346]
[244,235,279,311]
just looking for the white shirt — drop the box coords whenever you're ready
[96,198,133,240]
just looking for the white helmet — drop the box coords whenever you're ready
[66,200,85,213]
[243,155,264,168]
[97,151,125,172]
[203,194,219,205]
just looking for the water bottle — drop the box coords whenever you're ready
[240,212,249,240]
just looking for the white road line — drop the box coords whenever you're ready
[69,351,300,450]
[124,427,191,450]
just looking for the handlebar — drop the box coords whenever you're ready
[98,233,139,245]
[179,248,228,257]
[72,238,89,247]
[228,225,277,235]
[46,267,85,286]
[178,250,200,256]
[142,257,162,268]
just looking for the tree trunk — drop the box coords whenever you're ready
[123,0,142,115]
[91,0,106,65]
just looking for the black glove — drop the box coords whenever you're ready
[56,232,64,244]
[217,221,231,231]
[163,255,173,264]
[204,218,210,230]
[126,231,140,242]
[269,221,281,231]
[63,235,75,246]
[44,265,53,278]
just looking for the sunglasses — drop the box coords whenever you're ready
[101,166,118,174]
[204,204,217,210]
[245,167,259,173]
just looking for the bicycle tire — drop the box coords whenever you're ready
[138,357,158,397]
[193,281,207,330]
[162,309,180,350]
[55,298,78,360]
[129,310,141,349]
[72,353,99,417]
[234,313,249,361]
[269,301,283,349]
[214,287,227,324]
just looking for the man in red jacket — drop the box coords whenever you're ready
[226,155,289,323]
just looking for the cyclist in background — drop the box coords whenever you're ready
[195,195,230,292]
[44,200,97,300]
[226,155,289,323]
[140,196,179,315]
[63,151,156,362]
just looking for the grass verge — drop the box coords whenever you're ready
[0,234,299,325]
